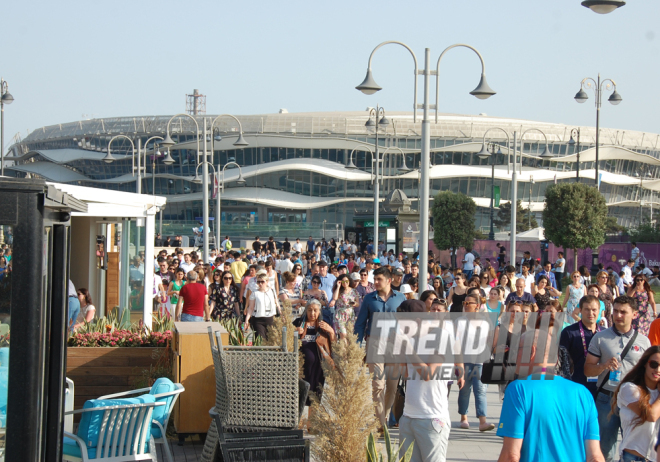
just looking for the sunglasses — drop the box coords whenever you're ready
[214,273,221,277]
[223,277,233,281]
[509,301,523,306]
[464,301,479,306]
[650,360,660,369]
[635,279,644,283]
[257,281,267,285]
[341,280,350,284]
[311,281,320,284]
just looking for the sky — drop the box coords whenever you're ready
[2,0,659,150]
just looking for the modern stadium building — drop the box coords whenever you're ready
[5,110,659,241]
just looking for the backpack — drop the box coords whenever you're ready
[226,240,232,250]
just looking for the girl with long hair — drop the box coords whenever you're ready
[330,274,359,339]
[448,274,468,313]
[612,346,660,461]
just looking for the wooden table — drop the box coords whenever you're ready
[172,322,228,439]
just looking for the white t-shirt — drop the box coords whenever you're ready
[179,261,195,274]
[642,267,653,277]
[463,253,475,271]
[515,273,535,293]
[293,242,302,252]
[554,258,566,274]
[403,369,451,424]
[617,382,660,461]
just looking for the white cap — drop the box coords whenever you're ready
[400,284,413,294]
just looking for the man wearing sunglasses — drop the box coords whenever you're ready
[585,295,651,461]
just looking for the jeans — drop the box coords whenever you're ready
[322,307,334,325]
[595,392,621,462]
[463,270,473,280]
[399,416,450,462]
[68,296,80,331]
[457,363,488,417]
[556,273,563,292]
[180,313,204,322]
[621,451,651,461]
[388,406,397,427]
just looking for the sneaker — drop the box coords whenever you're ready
[479,423,496,432]
[460,421,470,429]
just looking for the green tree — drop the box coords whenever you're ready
[493,200,538,232]
[604,215,627,235]
[542,183,608,272]
[432,191,477,268]
[628,217,660,243]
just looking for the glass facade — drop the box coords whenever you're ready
[8,113,660,231]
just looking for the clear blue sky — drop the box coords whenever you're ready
[3,0,658,149]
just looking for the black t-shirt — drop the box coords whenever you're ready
[391,283,401,292]
[252,241,262,252]
[172,238,181,247]
[267,241,276,253]
[283,241,291,252]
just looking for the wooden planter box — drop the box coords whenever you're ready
[66,347,167,411]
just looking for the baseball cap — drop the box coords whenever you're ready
[392,268,404,276]
[349,272,361,281]
[400,284,413,294]
[256,269,268,276]
[373,258,381,264]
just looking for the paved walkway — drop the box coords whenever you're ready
[159,384,505,461]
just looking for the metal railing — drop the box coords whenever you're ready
[159,220,344,243]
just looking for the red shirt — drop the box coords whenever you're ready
[179,283,207,317]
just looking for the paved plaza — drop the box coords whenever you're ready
[158,385,505,461]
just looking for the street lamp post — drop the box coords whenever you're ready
[509,130,550,265]
[568,128,581,182]
[365,106,389,249]
[574,74,622,187]
[0,79,14,178]
[160,114,204,257]
[478,128,511,241]
[581,0,625,14]
[215,161,247,250]
[528,176,535,229]
[208,114,249,248]
[0,79,13,245]
[356,41,496,295]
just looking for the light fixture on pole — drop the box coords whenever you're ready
[0,78,13,245]
[103,135,137,190]
[509,129,550,262]
[208,114,249,246]
[479,127,511,241]
[163,114,205,259]
[357,41,495,296]
[0,78,14,178]
[568,128,581,181]
[581,0,625,14]
[574,74,621,187]
[215,161,247,247]
[364,105,389,249]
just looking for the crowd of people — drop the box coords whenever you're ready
[62,231,660,461]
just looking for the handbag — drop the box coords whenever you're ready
[481,356,508,385]
[393,378,406,421]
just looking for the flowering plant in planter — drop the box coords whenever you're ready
[67,329,172,347]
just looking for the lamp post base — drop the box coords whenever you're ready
[488,231,494,241]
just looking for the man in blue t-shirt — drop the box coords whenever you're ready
[497,329,604,462]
